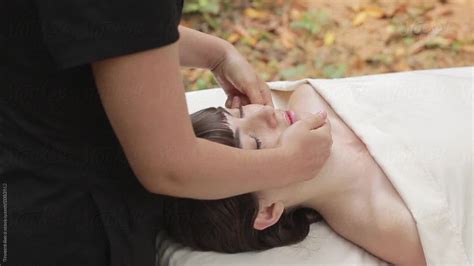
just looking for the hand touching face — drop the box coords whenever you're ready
[224,104,299,150]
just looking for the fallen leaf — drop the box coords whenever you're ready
[242,36,258,47]
[395,47,406,57]
[324,32,336,46]
[244,8,267,19]
[277,28,296,49]
[461,45,474,53]
[290,8,302,21]
[233,25,250,37]
[409,27,443,54]
[364,6,385,18]
[425,36,451,49]
[352,12,367,26]
[353,57,366,70]
[227,33,241,44]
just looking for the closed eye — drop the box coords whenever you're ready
[236,106,260,149]
[251,135,262,149]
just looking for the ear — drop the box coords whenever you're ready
[253,202,284,231]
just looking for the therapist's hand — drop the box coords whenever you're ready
[278,111,333,182]
[210,45,274,108]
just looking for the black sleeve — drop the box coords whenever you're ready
[34,0,183,69]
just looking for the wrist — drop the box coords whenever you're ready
[178,26,235,69]
[208,40,234,71]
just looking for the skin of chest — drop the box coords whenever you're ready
[286,84,425,265]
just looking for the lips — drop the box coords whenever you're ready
[284,111,295,125]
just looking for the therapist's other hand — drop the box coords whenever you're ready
[211,45,274,108]
[278,111,332,182]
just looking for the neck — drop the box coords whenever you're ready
[302,143,369,210]
[281,119,373,212]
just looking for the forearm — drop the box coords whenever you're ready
[93,40,329,201]
[177,25,232,69]
[93,42,298,200]
[156,138,294,200]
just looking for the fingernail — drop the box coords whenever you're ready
[317,110,327,119]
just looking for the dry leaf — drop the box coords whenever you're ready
[227,33,241,44]
[244,8,267,19]
[278,28,296,49]
[409,27,442,54]
[324,32,336,46]
[461,45,474,53]
[395,47,406,57]
[290,8,302,21]
[233,25,250,37]
[242,36,258,47]
[232,25,257,47]
[364,6,385,18]
[352,12,368,26]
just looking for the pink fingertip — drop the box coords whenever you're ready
[317,110,327,119]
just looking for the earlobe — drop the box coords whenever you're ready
[253,202,285,231]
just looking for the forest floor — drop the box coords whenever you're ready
[181,0,473,91]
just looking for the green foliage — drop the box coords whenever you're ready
[290,10,330,35]
[203,14,219,30]
[196,78,209,90]
[195,72,218,90]
[403,37,415,45]
[183,0,220,15]
[184,0,221,29]
[451,40,462,52]
[280,65,307,79]
[322,63,346,79]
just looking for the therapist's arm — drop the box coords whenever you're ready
[92,42,331,200]
[177,25,231,69]
[177,26,274,108]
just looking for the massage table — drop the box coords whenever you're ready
[156,67,473,266]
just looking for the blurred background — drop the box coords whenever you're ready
[180,0,473,91]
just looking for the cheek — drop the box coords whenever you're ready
[268,124,290,147]
[262,130,283,148]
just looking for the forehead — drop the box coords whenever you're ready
[223,108,238,129]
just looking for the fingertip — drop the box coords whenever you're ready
[230,96,239,108]
[263,89,274,107]
[248,86,265,105]
[317,110,327,119]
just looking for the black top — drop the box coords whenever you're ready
[0,1,183,265]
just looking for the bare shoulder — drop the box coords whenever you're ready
[290,83,316,100]
[322,186,426,265]
[288,83,329,115]
[288,83,319,113]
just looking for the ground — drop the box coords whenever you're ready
[180,0,474,91]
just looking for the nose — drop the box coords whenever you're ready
[253,105,278,128]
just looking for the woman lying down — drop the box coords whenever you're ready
[162,79,472,265]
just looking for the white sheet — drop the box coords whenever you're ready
[156,67,473,266]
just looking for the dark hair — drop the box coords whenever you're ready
[162,107,322,253]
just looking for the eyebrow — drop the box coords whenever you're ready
[239,105,244,118]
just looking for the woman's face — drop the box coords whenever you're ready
[224,104,299,150]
